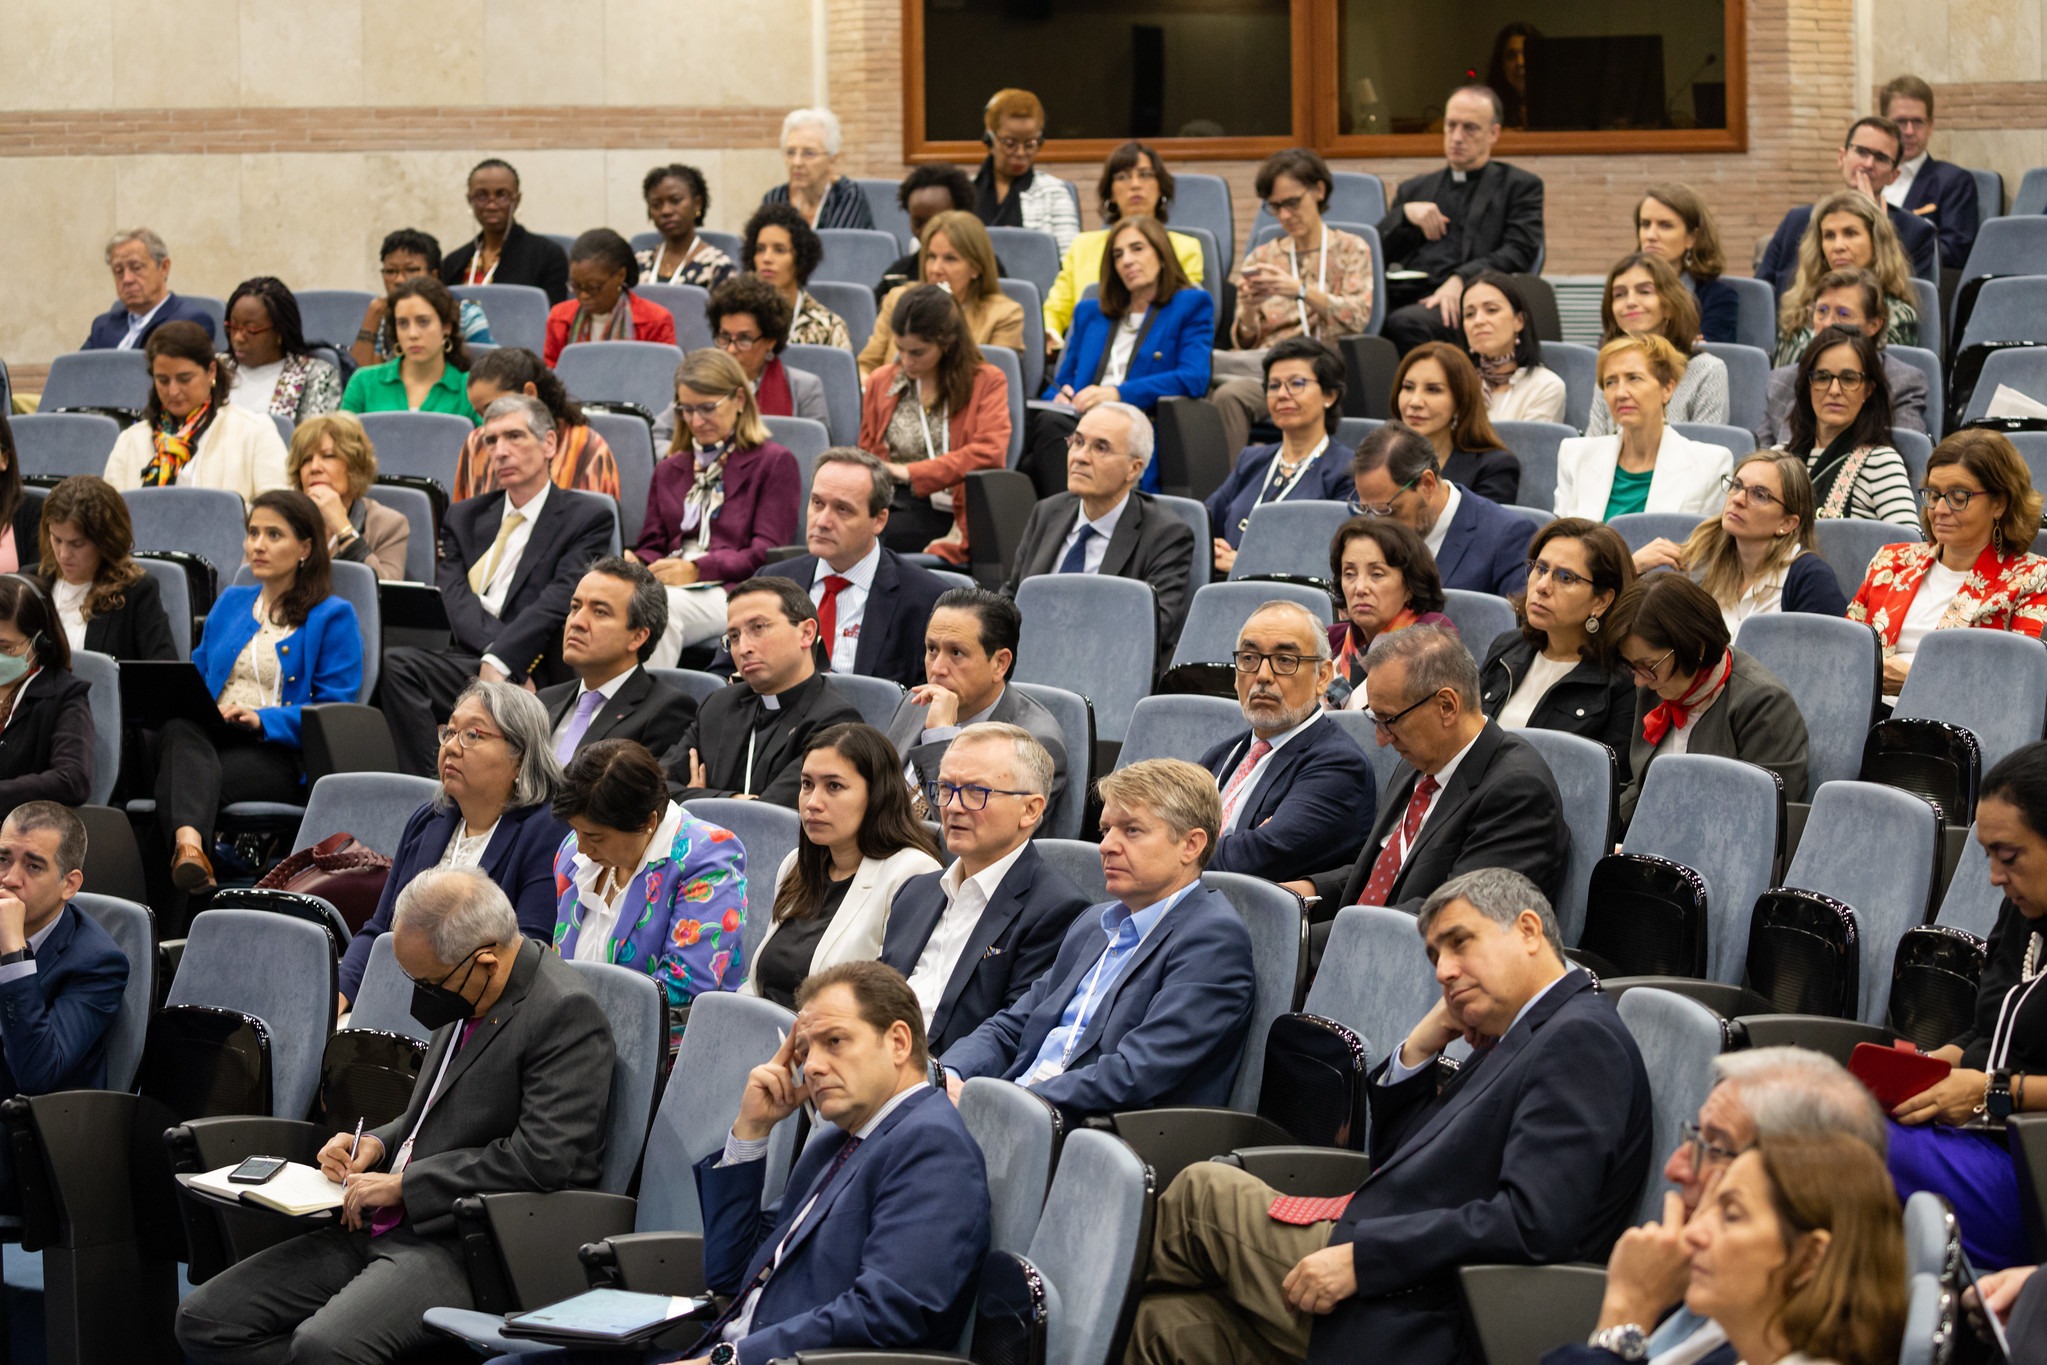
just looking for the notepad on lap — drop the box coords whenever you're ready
[500,1288,711,1344]
[188,1161,346,1216]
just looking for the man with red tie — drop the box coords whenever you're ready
[1287,626,1566,960]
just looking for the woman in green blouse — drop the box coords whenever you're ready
[339,276,480,423]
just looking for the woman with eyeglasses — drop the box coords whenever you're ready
[973,89,1080,253]
[1325,517,1456,709]
[0,576,95,829]
[1556,335,1733,522]
[1042,141,1207,352]
[1609,572,1808,826]
[1583,253,1730,437]
[550,739,746,1045]
[1773,326,1917,527]
[743,203,853,351]
[540,229,677,367]
[220,277,342,424]
[1634,453,1847,633]
[456,347,618,501]
[760,108,874,231]
[1847,429,2047,697]
[1204,338,1355,574]
[1478,519,1637,769]
[744,722,941,1009]
[1758,269,1929,446]
[438,158,570,305]
[638,350,800,667]
[1461,271,1567,425]
[1390,343,1521,504]
[1776,191,1919,365]
[694,275,830,433]
[335,679,569,1011]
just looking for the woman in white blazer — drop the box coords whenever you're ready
[1555,333,1732,523]
[743,722,942,1008]
[104,320,289,507]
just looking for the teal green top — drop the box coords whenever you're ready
[1603,465,1655,520]
[339,358,479,424]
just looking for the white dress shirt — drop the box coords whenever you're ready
[52,579,90,653]
[1102,311,1147,388]
[1885,152,1931,208]
[549,665,637,748]
[1373,727,1482,856]
[119,296,171,350]
[906,840,1032,1025]
[567,800,685,964]
[1054,495,1130,576]
[812,541,882,675]
[1383,966,1569,1083]
[477,481,550,676]
[1217,710,1323,834]
[1422,483,1463,560]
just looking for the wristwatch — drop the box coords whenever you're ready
[0,948,29,967]
[707,1343,738,1365]
[1987,1068,2017,1122]
[1588,1324,1649,1361]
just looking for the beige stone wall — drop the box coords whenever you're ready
[1867,0,2047,205]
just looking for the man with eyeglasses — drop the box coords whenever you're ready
[1880,74,1981,272]
[880,724,1090,1054]
[1755,267,1930,445]
[436,157,569,305]
[1756,115,1939,296]
[1350,424,1532,597]
[1550,1047,1885,1365]
[971,88,1080,254]
[1290,626,1564,960]
[1003,402,1196,662]
[83,227,218,350]
[661,576,860,807]
[1195,601,1375,883]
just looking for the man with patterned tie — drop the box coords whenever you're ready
[689,960,990,1364]
[1289,626,1567,960]
[382,394,616,775]
[1197,601,1375,883]
[1126,868,1654,1365]
[537,558,698,766]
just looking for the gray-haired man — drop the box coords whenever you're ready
[84,227,218,350]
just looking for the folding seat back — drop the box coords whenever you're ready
[291,771,438,857]
[556,341,686,422]
[356,410,470,492]
[1622,753,1783,983]
[1514,728,1616,947]
[564,960,667,1193]
[1744,889,1862,1019]
[451,284,549,354]
[1617,988,1731,1223]
[73,893,157,1093]
[12,412,122,481]
[1887,925,1987,1051]
[1168,580,1333,671]
[987,228,1062,295]
[1735,614,1881,788]
[1577,855,1712,979]
[682,798,800,974]
[1697,342,1771,432]
[807,281,879,356]
[1010,682,1093,842]
[1440,590,1517,655]
[1026,1128,1155,1365]
[1013,575,1154,743]
[1783,780,1941,1023]
[1118,695,1240,768]
[824,672,905,730]
[1492,420,1576,511]
[958,1078,1062,1257]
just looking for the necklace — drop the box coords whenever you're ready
[2025,930,2042,983]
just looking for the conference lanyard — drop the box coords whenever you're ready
[463,237,499,286]
[1288,227,1329,334]
[1241,436,1329,533]
[646,237,709,285]
[390,1023,467,1174]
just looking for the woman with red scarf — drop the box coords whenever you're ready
[1324,517,1456,711]
[1608,572,1809,826]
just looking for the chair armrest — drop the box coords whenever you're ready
[1111,1108,1293,1189]
[584,1229,707,1296]
[1214,1146,1371,1197]
[166,1117,330,1285]
[459,1190,639,1313]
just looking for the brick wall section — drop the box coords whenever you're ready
[0,107,787,156]
[1918,82,2047,129]
[827,0,1858,279]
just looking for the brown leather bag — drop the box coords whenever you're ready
[256,832,393,933]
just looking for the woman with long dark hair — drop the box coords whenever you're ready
[1042,141,1207,348]
[104,320,289,503]
[1461,271,1567,424]
[339,276,479,422]
[0,412,43,574]
[1776,325,1916,526]
[36,475,175,659]
[221,276,342,423]
[1391,342,1520,503]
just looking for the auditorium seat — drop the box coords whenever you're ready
[1889,346,1944,440]
[782,343,862,446]
[41,350,152,420]
[1538,343,1596,434]
[1622,753,1785,984]
[1964,346,2047,423]
[125,486,245,587]
[1229,499,1351,584]
[585,410,656,543]
[853,178,916,250]
[825,671,904,730]
[815,228,900,290]
[1616,986,1730,1222]
[1119,694,1241,768]
[1608,512,1702,553]
[1671,422,1756,456]
[295,290,378,352]
[1440,589,1515,651]
[958,1078,1061,1256]
[682,797,797,972]
[999,277,1047,394]
[1168,581,1334,673]
[1492,420,1575,513]
[13,411,122,481]
[1737,614,1880,789]
[451,284,549,355]
[1934,823,2004,939]
[807,279,879,356]
[556,340,686,420]
[632,282,711,352]
[1958,276,2047,353]
[357,410,470,493]
[1171,172,1236,261]
[290,772,438,858]
[1698,341,1770,434]
[1516,728,1616,947]
[1459,1264,1610,1365]
[986,228,1062,297]
[1893,427,1934,485]
[1814,515,1921,598]
[1307,905,1440,1083]
[763,415,829,496]
[1013,575,1154,744]
[1033,837,1109,906]
[369,481,437,582]
[985,345,1026,466]
[1892,626,2047,796]
[1152,495,1213,593]
[69,649,121,807]
[1726,275,1778,355]
[1010,681,1094,842]
[647,666,725,708]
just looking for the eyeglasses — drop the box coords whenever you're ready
[675,398,731,421]
[1721,475,1784,508]
[1264,376,1320,397]
[1809,368,1868,393]
[1679,1120,1744,1171]
[435,724,504,752]
[923,781,1032,812]
[1367,689,1441,732]
[1623,648,1676,681]
[1231,650,1319,676]
[1262,192,1309,216]
[224,321,274,339]
[996,135,1043,154]
[1811,302,1868,328]
[784,146,827,162]
[715,330,764,350]
[1525,558,1588,589]
[1844,141,1899,169]
[1352,474,1421,518]
[1065,432,1129,459]
[721,620,788,650]
[1919,485,1990,512]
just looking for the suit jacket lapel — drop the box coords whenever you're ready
[1245,730,1315,825]
[1089,307,1163,387]
[887,881,947,976]
[587,670,650,745]
[1462,164,1499,246]
[855,553,901,676]
[1395,731,1497,881]
[1432,496,1478,586]
[1069,889,1190,1059]
[934,848,1039,1032]
[501,493,564,604]
[1098,497,1145,579]
[772,1089,927,1265]
[1031,501,1083,578]
[478,807,529,883]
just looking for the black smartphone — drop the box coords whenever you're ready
[228,1156,287,1185]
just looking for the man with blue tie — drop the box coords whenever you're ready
[0,802,128,1101]
[690,960,990,1364]
[1349,424,1532,598]
[537,559,697,765]
[940,758,1255,1121]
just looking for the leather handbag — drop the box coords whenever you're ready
[255,832,392,933]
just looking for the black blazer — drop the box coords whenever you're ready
[538,666,697,764]
[439,489,616,686]
[878,842,1092,1054]
[0,667,94,827]
[439,222,571,306]
[1197,715,1376,884]
[1311,970,1654,1365]
[1441,449,1521,507]
[1002,491,1195,660]
[1311,720,1567,913]
[1479,631,1636,784]
[41,571,178,662]
[663,671,862,808]
[759,550,951,689]
[1377,161,1546,289]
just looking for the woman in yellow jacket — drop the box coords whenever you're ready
[1043,141,1205,348]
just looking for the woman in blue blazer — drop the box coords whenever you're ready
[154,489,362,894]
[335,679,569,1007]
[1035,214,1214,495]
[1204,335,1355,574]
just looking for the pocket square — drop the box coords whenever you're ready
[1268,1193,1352,1225]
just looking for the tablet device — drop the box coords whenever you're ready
[117,661,239,735]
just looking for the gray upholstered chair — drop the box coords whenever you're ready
[1623,754,1784,984]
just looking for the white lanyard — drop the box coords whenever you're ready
[390,1022,467,1174]
[1057,936,1126,1069]
[743,727,759,796]
[1242,436,1329,533]
[647,237,706,285]
[464,236,499,286]
[916,399,950,463]
[1288,227,1328,334]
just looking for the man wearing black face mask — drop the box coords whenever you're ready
[176,868,617,1365]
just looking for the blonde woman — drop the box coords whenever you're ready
[1634,451,1848,630]
[1555,335,1733,522]
[1775,191,1920,364]
[288,413,409,582]
[861,210,1025,379]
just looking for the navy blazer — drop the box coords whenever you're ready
[1204,440,1355,549]
[1441,449,1521,507]
[1759,202,1938,296]
[81,292,218,351]
[1896,157,1982,270]
[693,1085,990,1364]
[1310,971,1655,1365]
[1690,274,1740,345]
[0,903,128,1095]
[439,487,617,686]
[335,799,570,1001]
[756,549,952,689]
[940,881,1256,1119]
[1437,486,1538,598]
[879,842,1092,1055]
[1199,714,1376,882]
[194,589,363,748]
[1780,551,1849,617]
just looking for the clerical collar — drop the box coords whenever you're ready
[1451,170,1468,183]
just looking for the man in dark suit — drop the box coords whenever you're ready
[1293,628,1566,950]
[883,586,1068,811]
[177,868,615,1365]
[692,961,991,1362]
[1350,425,1533,597]
[539,558,696,765]
[382,394,617,776]
[1881,75,1982,272]
[437,159,570,305]
[942,758,1255,1121]
[1199,601,1375,883]
[663,577,861,806]
[881,724,1090,1054]
[1756,117,1940,295]
[1003,402,1195,661]
[82,228,218,350]
[0,803,127,1099]
[1128,868,1653,1365]
[1376,86,1546,355]
[758,448,950,688]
